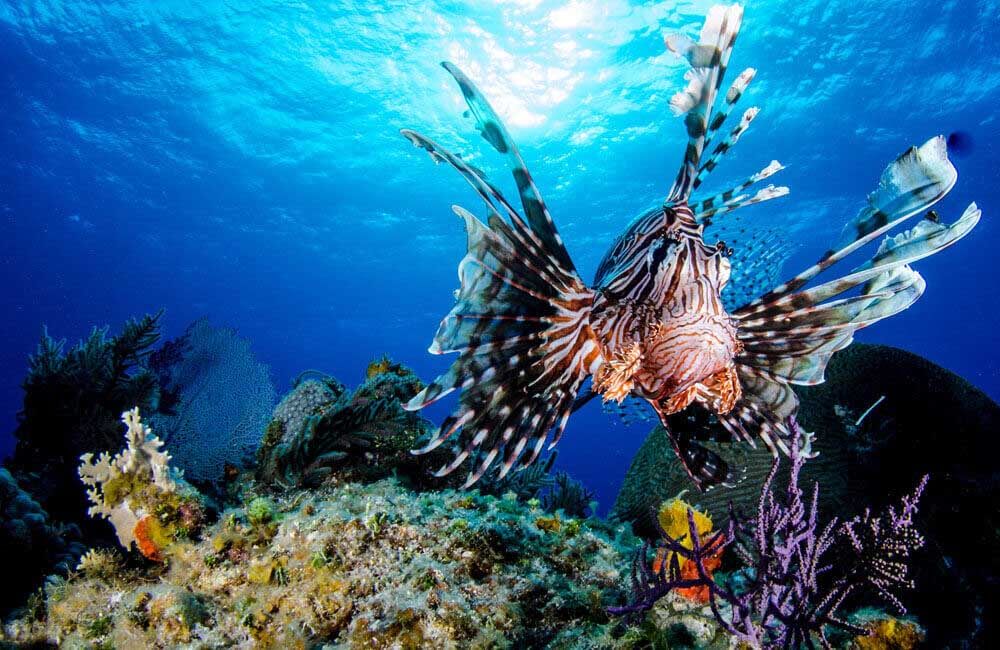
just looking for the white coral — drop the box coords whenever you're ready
[78,407,177,549]
[120,407,176,492]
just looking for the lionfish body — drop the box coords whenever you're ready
[590,204,743,419]
[402,5,981,490]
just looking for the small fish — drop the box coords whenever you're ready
[400,4,981,490]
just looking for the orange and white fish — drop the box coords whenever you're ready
[401,4,980,490]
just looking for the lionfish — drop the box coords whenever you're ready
[400,4,981,490]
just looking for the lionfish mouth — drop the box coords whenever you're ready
[660,366,744,417]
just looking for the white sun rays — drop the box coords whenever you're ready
[422,0,696,136]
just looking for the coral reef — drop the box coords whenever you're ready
[849,613,925,650]
[611,421,928,648]
[257,362,440,488]
[0,468,85,613]
[611,342,1000,646]
[3,477,642,648]
[149,319,276,485]
[6,313,163,528]
[78,408,207,561]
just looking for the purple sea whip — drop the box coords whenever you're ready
[610,417,928,649]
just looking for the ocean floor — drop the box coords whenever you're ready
[1,474,747,649]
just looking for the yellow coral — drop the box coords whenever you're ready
[657,498,713,545]
[852,616,925,650]
[653,499,720,602]
[535,515,562,534]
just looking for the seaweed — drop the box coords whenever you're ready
[6,312,163,527]
[541,471,596,518]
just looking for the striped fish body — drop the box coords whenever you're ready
[591,204,743,419]
[400,3,981,491]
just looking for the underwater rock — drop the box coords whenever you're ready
[256,361,442,488]
[6,313,163,531]
[148,318,276,485]
[646,593,732,648]
[611,342,1000,647]
[2,477,641,648]
[0,468,85,613]
[847,610,925,650]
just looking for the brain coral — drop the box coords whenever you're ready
[1,468,85,612]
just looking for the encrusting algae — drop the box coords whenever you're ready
[851,614,925,650]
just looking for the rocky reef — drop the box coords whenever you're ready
[3,473,644,648]
[2,406,926,650]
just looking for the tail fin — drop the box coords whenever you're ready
[402,64,602,487]
[664,5,788,222]
[725,136,980,456]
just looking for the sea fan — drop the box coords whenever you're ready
[149,319,276,484]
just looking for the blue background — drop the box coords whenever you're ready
[2,0,997,509]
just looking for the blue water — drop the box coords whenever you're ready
[2,0,997,510]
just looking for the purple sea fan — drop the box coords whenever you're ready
[840,474,928,615]
[610,417,929,649]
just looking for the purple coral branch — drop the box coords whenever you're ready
[610,416,928,648]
